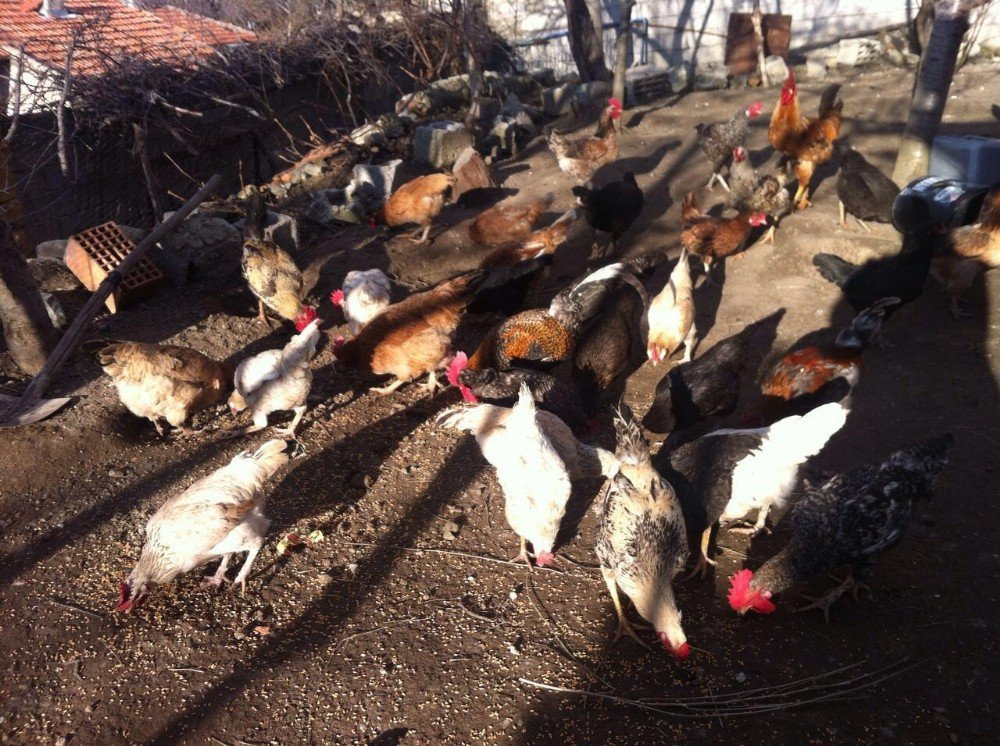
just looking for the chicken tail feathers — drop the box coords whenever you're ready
[818,83,843,117]
[762,402,848,465]
[238,438,301,472]
[812,253,856,288]
[571,185,593,204]
[550,262,624,330]
[612,401,649,467]
[885,434,953,496]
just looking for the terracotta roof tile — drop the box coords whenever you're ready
[0,1,257,76]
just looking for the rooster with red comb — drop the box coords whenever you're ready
[546,98,622,184]
[729,435,952,621]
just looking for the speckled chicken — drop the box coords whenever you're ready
[681,192,768,274]
[595,406,690,657]
[572,171,645,255]
[116,439,301,611]
[98,341,233,436]
[224,316,320,439]
[751,298,899,425]
[932,183,1000,317]
[657,403,848,580]
[645,248,695,366]
[374,173,457,243]
[437,383,618,566]
[546,98,623,183]
[330,269,391,336]
[695,101,762,191]
[468,192,555,247]
[835,144,900,230]
[728,435,952,621]
[728,146,792,244]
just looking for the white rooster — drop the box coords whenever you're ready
[330,269,391,336]
[225,317,320,438]
[437,383,618,566]
[116,439,300,611]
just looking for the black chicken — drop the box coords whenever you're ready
[812,230,941,316]
[728,435,953,621]
[835,145,901,230]
[695,101,763,191]
[572,172,645,256]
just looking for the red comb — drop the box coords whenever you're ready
[535,550,554,567]
[609,97,622,108]
[116,581,131,612]
[295,306,318,332]
[330,289,345,308]
[446,352,468,387]
[727,569,776,614]
[747,101,763,117]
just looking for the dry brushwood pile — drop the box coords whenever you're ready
[1,62,999,744]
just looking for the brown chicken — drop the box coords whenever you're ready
[768,72,843,209]
[546,98,623,183]
[478,208,578,269]
[680,193,768,274]
[374,173,458,243]
[468,192,555,247]
[932,183,1000,317]
[98,342,233,436]
[334,265,535,395]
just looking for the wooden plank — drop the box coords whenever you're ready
[725,13,792,75]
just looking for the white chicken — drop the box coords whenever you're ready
[330,269,391,336]
[224,318,320,438]
[437,383,617,566]
[646,248,695,365]
[116,439,300,611]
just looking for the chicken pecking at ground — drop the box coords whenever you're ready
[595,405,690,657]
[835,144,900,231]
[372,173,457,244]
[572,171,645,256]
[728,435,952,621]
[546,98,623,184]
[932,182,1000,317]
[224,315,321,439]
[681,192,768,275]
[646,248,695,366]
[468,192,555,247]
[695,101,763,192]
[98,341,233,436]
[330,269,392,336]
[437,383,618,566]
[728,146,792,244]
[768,72,843,209]
[116,439,301,611]
[657,402,848,580]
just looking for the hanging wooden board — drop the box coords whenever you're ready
[725,13,792,75]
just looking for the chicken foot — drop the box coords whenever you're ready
[682,528,717,582]
[510,537,533,568]
[274,405,307,437]
[422,371,440,396]
[762,224,777,244]
[406,225,432,244]
[202,554,233,588]
[232,541,264,596]
[795,574,864,624]
[601,568,651,649]
[370,378,407,396]
[255,300,274,327]
[706,172,730,192]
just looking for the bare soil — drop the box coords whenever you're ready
[1,62,998,745]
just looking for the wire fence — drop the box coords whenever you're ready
[512,19,648,77]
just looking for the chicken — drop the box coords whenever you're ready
[813,229,941,316]
[437,383,618,565]
[116,439,301,611]
[646,248,695,365]
[334,265,537,395]
[835,144,900,230]
[373,173,457,243]
[728,435,952,620]
[680,192,768,274]
[695,101,763,191]
[224,316,321,438]
[546,98,623,183]
[445,354,590,435]
[572,171,645,256]
[242,188,317,326]
[932,183,1000,317]
[728,146,792,244]
[768,73,843,209]
[468,192,555,247]
[330,269,391,336]
[657,403,848,580]
[641,318,761,436]
[751,298,900,425]
[595,405,689,656]
[572,277,647,415]
[97,341,233,436]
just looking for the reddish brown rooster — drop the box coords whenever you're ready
[768,72,843,209]
[680,192,768,274]
[468,193,555,247]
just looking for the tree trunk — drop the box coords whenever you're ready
[564,0,611,83]
[0,217,56,376]
[611,0,636,105]
[462,0,484,131]
[891,0,970,187]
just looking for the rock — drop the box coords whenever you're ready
[413,121,473,169]
[349,115,405,148]
[452,147,495,195]
[573,80,612,108]
[694,63,728,91]
[36,239,68,262]
[541,83,578,116]
[264,212,299,254]
[806,54,829,79]
[26,257,79,291]
[837,37,881,67]
[119,225,146,243]
[353,160,404,207]
[764,55,789,84]
[309,185,363,225]
[668,62,693,92]
[442,520,460,541]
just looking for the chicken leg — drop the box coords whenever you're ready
[683,528,717,581]
[838,200,848,228]
[510,536,532,567]
[601,568,650,649]
[762,224,777,244]
[795,574,862,624]
[407,224,432,244]
[422,370,440,396]
[202,554,232,588]
[680,323,697,364]
[274,405,307,437]
[232,541,265,596]
[255,300,273,326]
[370,378,406,395]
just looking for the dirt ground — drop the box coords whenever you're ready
[1,61,999,745]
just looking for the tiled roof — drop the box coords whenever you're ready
[0,1,257,76]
